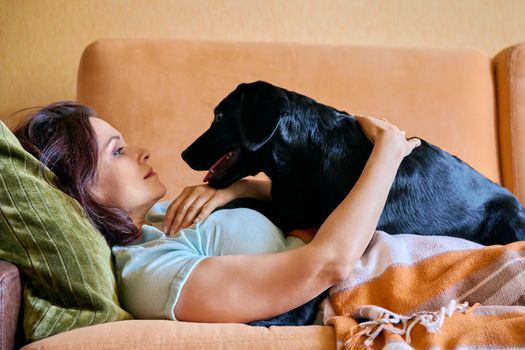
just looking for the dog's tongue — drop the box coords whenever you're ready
[203,152,231,183]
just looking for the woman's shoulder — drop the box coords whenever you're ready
[111,224,166,252]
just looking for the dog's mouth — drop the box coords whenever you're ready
[203,147,241,183]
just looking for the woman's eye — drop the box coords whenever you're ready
[112,147,125,157]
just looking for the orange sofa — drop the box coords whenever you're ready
[2,39,524,349]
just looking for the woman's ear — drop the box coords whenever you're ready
[238,81,290,152]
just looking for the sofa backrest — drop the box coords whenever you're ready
[77,39,498,200]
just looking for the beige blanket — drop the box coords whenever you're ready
[321,231,525,349]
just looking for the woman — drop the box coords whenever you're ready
[14,101,420,323]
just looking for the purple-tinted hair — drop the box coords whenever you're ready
[13,101,138,246]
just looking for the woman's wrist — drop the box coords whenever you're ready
[230,178,271,201]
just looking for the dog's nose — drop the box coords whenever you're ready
[181,148,189,162]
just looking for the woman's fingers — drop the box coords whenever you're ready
[163,190,189,233]
[163,185,222,236]
[175,189,235,233]
[172,195,211,235]
[192,195,225,225]
[355,114,421,157]
[406,137,422,154]
[164,186,203,234]
[355,114,398,143]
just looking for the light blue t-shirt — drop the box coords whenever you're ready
[112,201,305,320]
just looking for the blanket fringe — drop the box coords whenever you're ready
[343,300,470,349]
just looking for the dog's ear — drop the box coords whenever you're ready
[238,81,290,152]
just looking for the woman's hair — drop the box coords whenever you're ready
[13,101,138,246]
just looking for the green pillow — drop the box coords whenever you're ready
[0,121,132,342]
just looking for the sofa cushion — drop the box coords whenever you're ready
[21,320,336,350]
[0,260,22,350]
[0,121,132,342]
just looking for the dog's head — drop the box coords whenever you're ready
[182,81,290,188]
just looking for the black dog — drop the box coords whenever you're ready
[182,80,525,325]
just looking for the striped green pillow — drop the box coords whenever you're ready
[0,121,132,342]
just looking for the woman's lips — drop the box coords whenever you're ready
[144,168,156,179]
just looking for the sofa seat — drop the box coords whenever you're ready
[21,320,335,350]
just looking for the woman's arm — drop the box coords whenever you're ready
[175,117,420,323]
[308,135,407,278]
[163,176,271,234]
[229,176,272,202]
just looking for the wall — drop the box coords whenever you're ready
[1,0,525,123]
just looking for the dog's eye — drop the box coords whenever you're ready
[214,112,223,122]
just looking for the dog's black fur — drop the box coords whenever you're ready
[182,81,525,326]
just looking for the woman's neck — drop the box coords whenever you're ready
[130,209,147,228]
[130,200,159,231]
[132,217,146,228]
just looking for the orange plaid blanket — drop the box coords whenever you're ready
[321,231,525,349]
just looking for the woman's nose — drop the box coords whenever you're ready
[138,147,150,163]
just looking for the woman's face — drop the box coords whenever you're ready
[88,117,167,224]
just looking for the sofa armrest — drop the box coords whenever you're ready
[0,260,22,350]
[493,43,525,204]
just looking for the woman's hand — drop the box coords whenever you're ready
[163,178,271,235]
[355,115,421,157]
[163,185,226,235]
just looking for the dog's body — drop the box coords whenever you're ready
[182,80,525,325]
[183,81,525,245]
